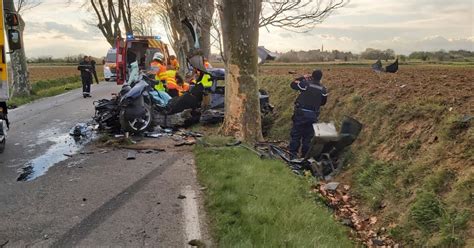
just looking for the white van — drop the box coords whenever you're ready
[103,48,117,81]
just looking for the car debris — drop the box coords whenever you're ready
[323,182,340,192]
[371,59,399,73]
[69,123,92,138]
[126,150,137,160]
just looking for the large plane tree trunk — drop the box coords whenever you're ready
[198,0,214,58]
[4,0,30,97]
[219,0,263,142]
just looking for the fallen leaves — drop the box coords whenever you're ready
[317,182,399,247]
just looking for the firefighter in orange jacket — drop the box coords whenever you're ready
[166,71,189,97]
[150,52,167,91]
[168,55,180,71]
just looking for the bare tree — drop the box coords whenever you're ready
[259,0,348,31]
[16,0,41,14]
[208,0,347,62]
[219,0,263,142]
[130,0,156,36]
[79,0,134,47]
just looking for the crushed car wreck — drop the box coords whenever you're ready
[94,68,274,134]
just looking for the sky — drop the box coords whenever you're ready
[20,0,474,58]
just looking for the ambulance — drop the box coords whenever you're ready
[103,48,117,81]
[115,35,170,85]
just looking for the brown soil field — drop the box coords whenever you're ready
[28,65,104,83]
[260,65,473,112]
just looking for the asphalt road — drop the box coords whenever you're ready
[0,82,209,247]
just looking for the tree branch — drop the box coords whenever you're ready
[259,0,348,32]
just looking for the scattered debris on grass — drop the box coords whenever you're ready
[316,181,399,247]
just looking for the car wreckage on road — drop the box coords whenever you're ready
[94,68,274,134]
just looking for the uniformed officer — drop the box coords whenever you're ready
[289,69,328,159]
[77,56,93,98]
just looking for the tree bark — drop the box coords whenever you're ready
[4,0,30,97]
[198,0,213,58]
[220,0,263,142]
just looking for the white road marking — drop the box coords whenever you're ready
[181,185,202,245]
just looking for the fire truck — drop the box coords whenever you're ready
[115,35,170,85]
[0,1,23,152]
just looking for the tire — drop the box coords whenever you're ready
[105,78,110,81]
[119,104,153,134]
[0,138,5,153]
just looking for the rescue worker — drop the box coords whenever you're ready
[192,68,212,108]
[88,56,99,84]
[77,56,93,98]
[166,71,190,98]
[168,55,180,71]
[203,58,212,69]
[194,68,212,89]
[164,69,178,97]
[289,69,328,159]
[176,74,190,95]
[150,52,167,91]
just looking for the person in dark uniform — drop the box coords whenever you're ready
[89,56,99,84]
[78,56,93,98]
[289,69,328,159]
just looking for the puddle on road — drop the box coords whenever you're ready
[17,128,95,182]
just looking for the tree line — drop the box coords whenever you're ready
[274,48,474,63]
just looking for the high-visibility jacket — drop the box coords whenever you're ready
[153,62,167,92]
[200,73,212,88]
[164,70,178,91]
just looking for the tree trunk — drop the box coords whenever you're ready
[220,0,263,142]
[198,0,214,58]
[4,0,30,97]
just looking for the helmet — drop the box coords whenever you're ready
[153,52,164,61]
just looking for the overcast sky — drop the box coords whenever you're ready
[21,0,473,58]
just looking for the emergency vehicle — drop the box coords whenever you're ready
[115,35,170,85]
[103,48,116,81]
[0,1,23,152]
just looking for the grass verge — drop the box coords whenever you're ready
[7,76,82,107]
[194,136,354,247]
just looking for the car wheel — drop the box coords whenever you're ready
[119,104,153,134]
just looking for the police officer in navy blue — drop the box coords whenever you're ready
[289,69,328,159]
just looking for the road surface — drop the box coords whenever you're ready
[0,82,210,247]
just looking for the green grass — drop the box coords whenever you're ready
[7,76,82,107]
[194,136,354,247]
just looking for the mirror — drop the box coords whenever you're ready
[8,29,22,51]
